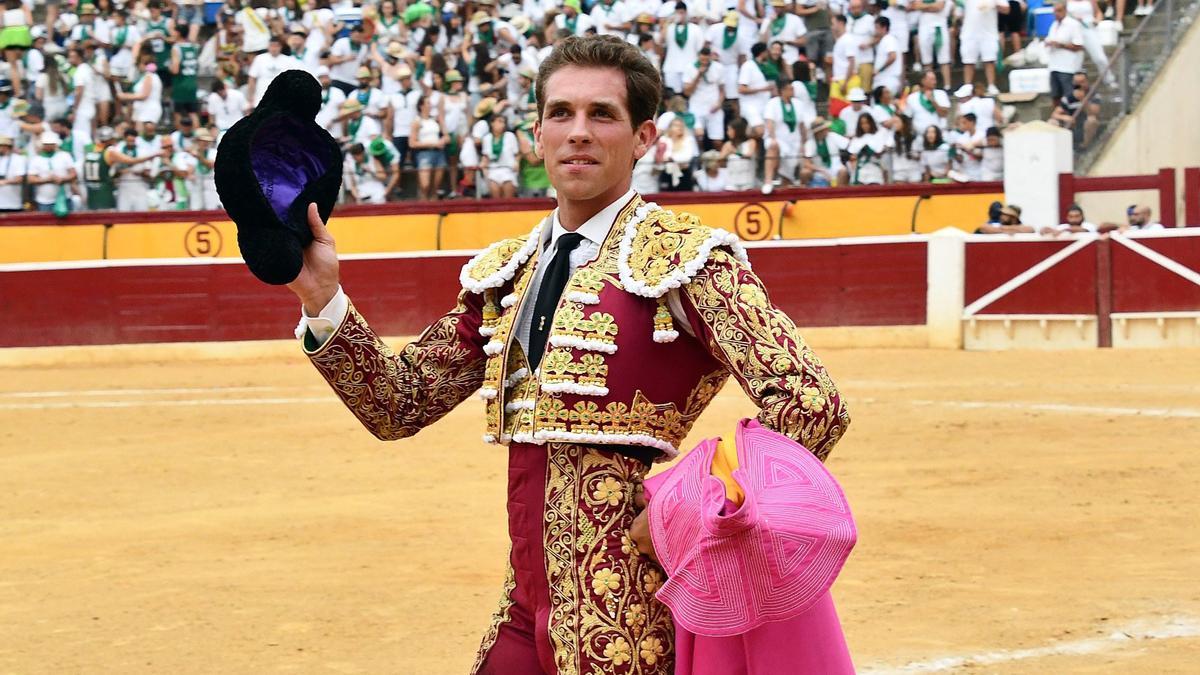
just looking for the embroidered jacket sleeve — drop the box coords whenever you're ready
[304,289,489,441]
[679,247,851,460]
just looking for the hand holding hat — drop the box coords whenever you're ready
[215,70,344,286]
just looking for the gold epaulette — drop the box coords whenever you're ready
[617,203,750,299]
[459,218,548,294]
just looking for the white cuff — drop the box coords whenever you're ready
[294,286,348,348]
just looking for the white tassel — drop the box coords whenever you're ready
[653,329,680,343]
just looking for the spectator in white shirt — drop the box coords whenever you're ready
[738,42,776,132]
[980,127,1003,181]
[1041,203,1097,236]
[837,86,869,135]
[205,78,250,140]
[960,0,1006,96]
[28,131,77,212]
[872,16,902,95]
[845,0,875,86]
[694,149,728,192]
[763,80,809,193]
[761,0,807,65]
[0,134,26,211]
[1098,204,1166,233]
[479,115,519,198]
[705,11,756,101]
[802,115,850,186]
[829,14,856,90]
[248,36,301,107]
[914,0,952,88]
[1045,1,1084,102]
[591,0,632,36]
[954,82,1002,131]
[920,125,952,181]
[662,2,706,94]
[906,69,950,132]
[67,48,97,137]
[682,47,726,147]
[948,112,985,181]
[326,24,370,94]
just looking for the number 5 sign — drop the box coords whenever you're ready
[184,223,223,257]
[733,203,774,241]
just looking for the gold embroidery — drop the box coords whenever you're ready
[464,233,535,286]
[308,298,485,441]
[544,444,674,675]
[624,209,709,290]
[480,249,542,441]
[469,554,518,674]
[682,248,851,460]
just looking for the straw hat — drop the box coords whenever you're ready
[810,116,831,133]
[340,98,365,113]
[445,69,463,83]
[195,128,214,142]
[472,10,491,26]
[355,66,373,80]
[474,97,497,118]
[723,10,738,27]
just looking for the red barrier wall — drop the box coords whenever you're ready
[0,240,928,348]
[965,240,1099,315]
[1111,235,1200,313]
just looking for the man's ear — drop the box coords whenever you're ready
[533,120,543,159]
[631,119,658,162]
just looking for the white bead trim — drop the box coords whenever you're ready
[500,293,519,308]
[548,335,618,354]
[478,387,499,400]
[459,218,547,293]
[540,382,609,396]
[653,329,680,343]
[483,340,505,356]
[479,325,497,338]
[505,399,537,412]
[565,291,600,305]
[511,429,678,457]
[617,204,752,299]
[504,367,529,388]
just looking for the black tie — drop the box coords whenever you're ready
[527,232,585,370]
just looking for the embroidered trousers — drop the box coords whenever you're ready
[473,443,675,675]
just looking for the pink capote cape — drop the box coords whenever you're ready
[643,419,857,674]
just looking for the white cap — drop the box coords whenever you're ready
[39,130,61,145]
[847,87,867,103]
[443,1,457,12]
[315,65,330,78]
[953,84,974,98]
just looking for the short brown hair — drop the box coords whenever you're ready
[535,35,662,130]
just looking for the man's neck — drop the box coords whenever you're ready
[557,180,632,231]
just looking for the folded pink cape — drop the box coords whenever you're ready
[643,419,856,637]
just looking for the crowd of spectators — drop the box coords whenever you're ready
[975,200,1165,236]
[0,0,1128,213]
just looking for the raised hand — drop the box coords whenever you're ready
[286,202,341,315]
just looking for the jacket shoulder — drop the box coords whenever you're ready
[459,219,547,293]
[618,204,750,298]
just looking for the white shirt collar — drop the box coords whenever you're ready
[545,188,637,252]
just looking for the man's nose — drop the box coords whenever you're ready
[567,112,593,143]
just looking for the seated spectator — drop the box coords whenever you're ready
[871,85,899,131]
[954,82,1002,132]
[889,114,923,183]
[905,70,950,134]
[980,127,1003,181]
[480,115,519,199]
[343,141,389,204]
[1049,72,1100,147]
[1098,204,1166,233]
[802,115,850,187]
[920,125,952,182]
[837,87,869,138]
[695,150,728,193]
[720,116,759,191]
[0,133,25,212]
[1040,203,1097,236]
[977,204,1035,234]
[948,112,985,181]
[657,117,699,192]
[847,113,891,185]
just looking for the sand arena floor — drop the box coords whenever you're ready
[1,345,1198,674]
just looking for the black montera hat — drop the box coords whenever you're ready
[215,70,343,285]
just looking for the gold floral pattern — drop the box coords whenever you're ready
[544,444,674,675]
[307,297,486,441]
[681,248,851,460]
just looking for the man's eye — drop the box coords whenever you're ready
[549,109,568,118]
